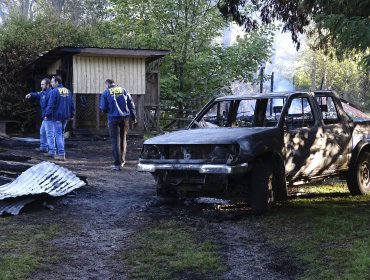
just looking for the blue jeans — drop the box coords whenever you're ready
[54,120,67,155]
[44,120,55,155]
[39,120,48,151]
[108,118,129,166]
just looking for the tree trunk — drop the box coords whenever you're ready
[311,59,316,90]
[52,0,65,11]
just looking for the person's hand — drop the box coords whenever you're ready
[25,93,31,99]
[44,116,48,121]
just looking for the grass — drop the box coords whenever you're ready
[124,220,227,280]
[0,221,60,280]
[1,180,369,279]
[256,180,370,279]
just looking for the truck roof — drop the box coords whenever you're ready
[215,91,316,101]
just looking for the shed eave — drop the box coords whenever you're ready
[24,47,170,74]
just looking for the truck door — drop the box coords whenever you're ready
[283,96,326,180]
[316,95,351,172]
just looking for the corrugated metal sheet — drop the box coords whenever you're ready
[73,55,146,95]
[0,161,86,215]
[0,198,35,215]
[0,161,86,200]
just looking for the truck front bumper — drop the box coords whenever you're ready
[137,162,249,174]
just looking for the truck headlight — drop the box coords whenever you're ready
[141,145,161,159]
[210,144,239,164]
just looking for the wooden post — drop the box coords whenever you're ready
[72,94,76,129]
[270,72,274,92]
[96,94,100,129]
[137,95,145,131]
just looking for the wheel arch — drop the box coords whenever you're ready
[251,151,287,201]
[250,151,285,172]
[347,141,370,195]
[350,140,370,170]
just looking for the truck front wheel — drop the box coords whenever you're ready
[154,173,178,199]
[250,161,274,214]
[347,151,370,195]
[272,160,287,201]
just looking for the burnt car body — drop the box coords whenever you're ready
[138,91,370,213]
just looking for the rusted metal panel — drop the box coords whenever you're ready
[0,161,86,215]
[72,55,146,95]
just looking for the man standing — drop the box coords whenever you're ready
[25,78,52,153]
[44,76,74,161]
[100,79,136,170]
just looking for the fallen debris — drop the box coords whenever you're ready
[0,159,33,175]
[0,197,36,215]
[0,132,11,140]
[0,161,86,215]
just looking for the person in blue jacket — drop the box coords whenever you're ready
[44,75,75,161]
[100,79,136,170]
[25,78,52,152]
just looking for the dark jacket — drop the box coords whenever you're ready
[45,84,75,121]
[99,85,136,121]
[29,87,52,117]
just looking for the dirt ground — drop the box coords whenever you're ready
[2,136,300,280]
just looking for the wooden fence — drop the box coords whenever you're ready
[158,98,203,131]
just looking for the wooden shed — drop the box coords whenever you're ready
[25,47,169,134]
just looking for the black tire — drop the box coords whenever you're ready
[250,161,274,214]
[347,151,370,195]
[272,160,287,201]
[155,172,181,199]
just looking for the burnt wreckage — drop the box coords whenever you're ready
[138,91,370,213]
[0,158,86,215]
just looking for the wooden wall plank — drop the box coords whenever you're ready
[73,56,146,95]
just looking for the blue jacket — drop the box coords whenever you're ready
[29,87,52,117]
[99,85,136,121]
[45,84,75,121]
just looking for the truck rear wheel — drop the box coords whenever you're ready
[250,161,273,214]
[347,151,370,195]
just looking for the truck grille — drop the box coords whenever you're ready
[141,144,239,164]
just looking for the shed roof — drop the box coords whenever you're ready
[26,46,170,73]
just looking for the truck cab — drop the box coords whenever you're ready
[138,91,370,213]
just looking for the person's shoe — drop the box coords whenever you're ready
[120,161,126,168]
[111,165,121,171]
[45,153,55,157]
[35,148,48,152]
[53,154,65,161]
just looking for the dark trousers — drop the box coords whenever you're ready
[108,118,130,166]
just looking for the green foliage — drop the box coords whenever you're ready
[218,0,370,69]
[314,10,370,69]
[0,13,111,128]
[294,42,370,110]
[124,220,226,280]
[0,0,274,130]
[255,182,370,280]
[111,0,273,107]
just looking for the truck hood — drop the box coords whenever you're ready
[144,127,274,145]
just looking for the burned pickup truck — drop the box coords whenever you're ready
[138,91,370,213]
